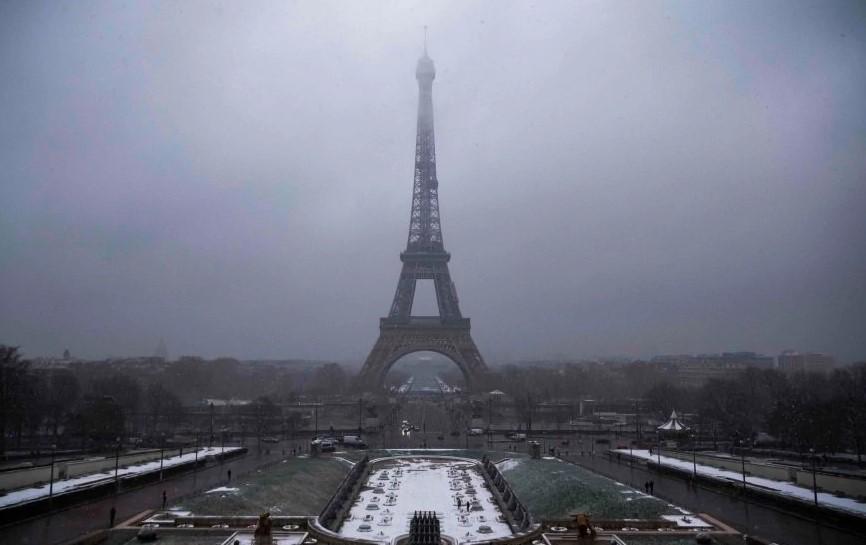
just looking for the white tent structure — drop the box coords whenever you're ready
[657,410,689,432]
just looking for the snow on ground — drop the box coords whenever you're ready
[661,514,712,528]
[0,447,242,509]
[615,449,866,517]
[339,458,513,545]
[206,486,240,494]
[334,457,356,467]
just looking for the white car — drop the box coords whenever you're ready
[342,435,368,448]
[311,437,337,452]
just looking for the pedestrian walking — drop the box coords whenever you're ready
[650,480,655,494]
[644,481,649,493]
[227,469,232,482]
[162,490,167,509]
[109,506,116,528]
[457,497,462,509]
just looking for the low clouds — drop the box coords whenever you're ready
[1,1,864,362]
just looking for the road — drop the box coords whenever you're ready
[0,440,307,545]
[371,398,508,450]
[562,450,865,545]
[371,407,866,545]
[6,399,863,545]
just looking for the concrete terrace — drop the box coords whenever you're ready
[338,457,513,544]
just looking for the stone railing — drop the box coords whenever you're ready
[480,455,536,533]
[319,455,369,530]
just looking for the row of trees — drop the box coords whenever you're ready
[1,346,189,453]
[1,346,340,454]
[645,366,866,456]
[485,360,866,458]
[5,342,864,457]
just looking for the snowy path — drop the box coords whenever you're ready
[0,447,242,509]
[614,449,866,518]
[339,458,513,545]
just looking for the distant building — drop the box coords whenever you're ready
[777,351,835,373]
[650,351,775,388]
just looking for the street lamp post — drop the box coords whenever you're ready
[159,434,166,481]
[629,439,633,468]
[739,440,747,493]
[209,402,215,448]
[692,433,697,478]
[194,433,200,474]
[656,431,661,465]
[488,397,493,443]
[48,443,57,499]
[810,448,819,506]
[114,437,121,490]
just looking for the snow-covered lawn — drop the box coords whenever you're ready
[339,457,513,545]
[615,449,866,518]
[0,447,242,509]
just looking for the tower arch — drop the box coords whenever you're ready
[377,347,473,391]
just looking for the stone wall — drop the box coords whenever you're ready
[319,455,370,530]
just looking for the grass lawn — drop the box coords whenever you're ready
[177,456,349,516]
[500,457,680,520]
[174,450,683,522]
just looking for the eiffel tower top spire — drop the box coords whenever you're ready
[408,32,441,253]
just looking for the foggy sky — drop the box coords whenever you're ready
[2,1,865,364]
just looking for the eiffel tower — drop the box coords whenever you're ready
[357,42,488,392]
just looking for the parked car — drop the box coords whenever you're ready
[342,435,368,449]
[311,437,337,452]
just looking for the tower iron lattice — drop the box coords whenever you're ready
[357,46,488,392]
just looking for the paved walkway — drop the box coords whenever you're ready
[562,452,865,545]
[615,448,866,517]
[0,440,307,545]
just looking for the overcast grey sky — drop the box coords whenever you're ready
[1,1,865,364]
